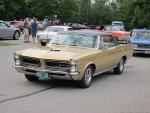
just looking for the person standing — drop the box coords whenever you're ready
[28,18,32,42]
[23,18,29,43]
[31,18,38,44]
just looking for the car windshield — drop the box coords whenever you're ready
[105,25,124,31]
[49,33,98,48]
[45,27,64,32]
[132,31,150,38]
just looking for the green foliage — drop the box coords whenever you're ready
[0,0,150,29]
[116,0,150,30]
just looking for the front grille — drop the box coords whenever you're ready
[45,60,70,72]
[21,57,41,67]
[45,60,70,68]
[138,45,150,48]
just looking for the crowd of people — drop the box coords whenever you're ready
[19,17,61,44]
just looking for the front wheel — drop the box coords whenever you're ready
[25,74,39,82]
[114,58,125,74]
[13,31,20,40]
[79,66,93,88]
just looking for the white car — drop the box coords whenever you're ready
[36,26,72,42]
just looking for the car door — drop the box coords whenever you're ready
[0,22,13,38]
[0,22,4,38]
[96,35,120,72]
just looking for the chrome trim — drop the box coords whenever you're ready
[93,65,117,76]
[14,65,80,80]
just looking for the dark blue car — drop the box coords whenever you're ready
[130,29,150,54]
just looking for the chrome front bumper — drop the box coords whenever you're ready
[133,48,150,54]
[14,65,80,80]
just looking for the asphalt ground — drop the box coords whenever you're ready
[0,37,150,113]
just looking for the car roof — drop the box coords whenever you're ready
[133,29,150,32]
[48,26,72,29]
[59,29,112,36]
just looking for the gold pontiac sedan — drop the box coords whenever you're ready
[14,30,133,88]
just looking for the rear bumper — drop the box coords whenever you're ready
[14,65,80,80]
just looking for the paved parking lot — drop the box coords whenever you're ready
[0,38,150,113]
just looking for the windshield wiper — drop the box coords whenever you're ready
[51,43,60,45]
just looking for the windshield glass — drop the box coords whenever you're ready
[132,31,150,38]
[45,27,64,32]
[49,33,98,48]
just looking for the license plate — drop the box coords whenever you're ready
[145,51,150,54]
[37,72,49,80]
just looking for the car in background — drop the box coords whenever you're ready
[107,31,130,42]
[0,21,20,40]
[105,25,125,31]
[69,23,90,30]
[112,21,124,26]
[14,30,133,88]
[36,26,72,42]
[130,29,150,55]
[10,21,24,32]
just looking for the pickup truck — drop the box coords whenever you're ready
[130,29,150,55]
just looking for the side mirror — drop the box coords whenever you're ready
[41,40,47,46]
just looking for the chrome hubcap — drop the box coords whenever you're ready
[85,68,92,85]
[15,32,19,39]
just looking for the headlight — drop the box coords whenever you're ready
[14,54,20,60]
[14,53,21,66]
[70,59,78,73]
[15,60,21,66]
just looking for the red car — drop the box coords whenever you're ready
[107,31,131,41]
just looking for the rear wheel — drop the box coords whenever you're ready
[79,66,93,88]
[25,74,38,81]
[114,58,125,74]
[13,31,20,40]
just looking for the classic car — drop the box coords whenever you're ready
[130,29,150,55]
[0,21,20,40]
[14,30,133,88]
[36,26,72,42]
[107,30,130,41]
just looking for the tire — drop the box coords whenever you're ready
[25,74,38,82]
[13,31,20,40]
[79,66,93,88]
[114,58,125,74]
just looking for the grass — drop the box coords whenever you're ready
[0,42,17,46]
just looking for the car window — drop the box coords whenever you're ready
[0,23,8,27]
[49,34,98,48]
[101,35,117,48]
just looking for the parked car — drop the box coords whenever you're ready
[130,29,150,55]
[0,21,20,40]
[105,25,125,31]
[112,21,124,26]
[107,31,130,41]
[10,21,24,32]
[14,30,133,88]
[69,23,90,30]
[36,26,72,42]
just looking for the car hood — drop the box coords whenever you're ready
[17,45,96,61]
[130,38,150,45]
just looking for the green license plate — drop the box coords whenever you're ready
[37,72,49,80]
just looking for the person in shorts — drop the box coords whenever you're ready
[23,18,29,43]
[31,18,38,44]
